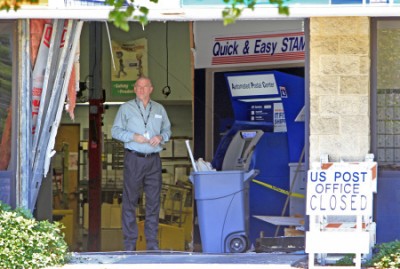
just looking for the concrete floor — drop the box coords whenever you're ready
[51,251,308,269]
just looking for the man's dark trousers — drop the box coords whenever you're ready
[122,150,162,251]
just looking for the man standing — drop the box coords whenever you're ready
[112,76,172,251]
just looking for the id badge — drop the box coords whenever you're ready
[143,132,150,140]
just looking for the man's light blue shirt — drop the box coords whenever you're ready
[111,98,172,153]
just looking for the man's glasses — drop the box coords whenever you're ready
[135,86,152,90]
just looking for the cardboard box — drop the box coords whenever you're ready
[137,221,185,251]
[84,202,122,230]
[174,139,190,158]
[160,140,173,158]
[284,227,305,237]
[174,165,190,182]
[101,228,123,251]
[162,172,174,185]
[53,209,74,247]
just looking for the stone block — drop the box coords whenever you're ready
[310,96,320,114]
[320,96,368,116]
[340,75,369,95]
[320,55,360,76]
[310,116,340,135]
[340,115,369,135]
[339,35,369,55]
[311,36,339,55]
[359,56,370,75]
[311,75,339,95]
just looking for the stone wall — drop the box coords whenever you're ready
[309,17,371,163]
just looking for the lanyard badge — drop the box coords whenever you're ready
[143,132,150,140]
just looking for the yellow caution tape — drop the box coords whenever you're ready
[252,179,305,199]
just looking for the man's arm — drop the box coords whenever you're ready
[111,106,134,143]
[159,107,172,143]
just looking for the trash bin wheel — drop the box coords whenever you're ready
[227,235,248,253]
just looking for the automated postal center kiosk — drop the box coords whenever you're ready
[211,70,305,246]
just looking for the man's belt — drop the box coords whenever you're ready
[126,149,159,158]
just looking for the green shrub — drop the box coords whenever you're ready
[336,254,355,266]
[0,201,69,269]
[335,241,400,268]
[365,240,400,269]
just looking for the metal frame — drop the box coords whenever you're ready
[30,19,83,210]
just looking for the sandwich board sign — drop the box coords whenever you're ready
[305,161,377,269]
[306,163,376,216]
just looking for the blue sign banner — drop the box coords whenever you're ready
[64,0,129,6]
[182,0,395,6]
[182,0,328,4]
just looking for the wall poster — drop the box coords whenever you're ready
[111,38,148,97]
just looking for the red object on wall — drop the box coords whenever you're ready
[0,107,12,170]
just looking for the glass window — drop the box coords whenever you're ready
[0,24,13,171]
[374,20,400,169]
[0,21,15,206]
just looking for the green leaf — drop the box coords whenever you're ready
[135,15,149,26]
[120,21,130,32]
[248,1,256,9]
[126,5,135,16]
[106,0,291,30]
[279,6,289,15]
[221,0,290,25]
[139,6,149,15]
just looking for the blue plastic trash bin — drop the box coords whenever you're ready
[190,169,258,253]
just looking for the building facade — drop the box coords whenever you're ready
[0,1,399,250]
